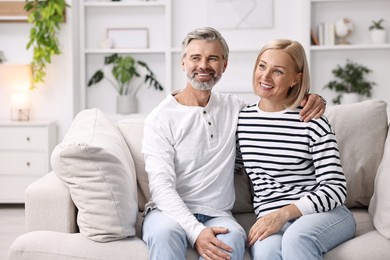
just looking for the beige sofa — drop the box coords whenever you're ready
[8,99,390,260]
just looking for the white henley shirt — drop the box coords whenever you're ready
[142,90,245,246]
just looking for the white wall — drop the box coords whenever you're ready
[171,0,306,104]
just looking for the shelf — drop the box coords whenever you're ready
[84,1,167,7]
[311,0,383,2]
[308,0,390,114]
[311,44,390,51]
[85,48,167,54]
[79,0,172,113]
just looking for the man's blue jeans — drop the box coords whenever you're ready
[142,209,246,260]
[251,205,356,260]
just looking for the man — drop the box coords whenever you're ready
[142,27,326,260]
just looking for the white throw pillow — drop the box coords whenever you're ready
[369,126,390,239]
[325,99,388,208]
[51,108,138,242]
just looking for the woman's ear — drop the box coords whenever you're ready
[292,72,303,86]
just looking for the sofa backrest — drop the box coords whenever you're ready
[117,119,151,212]
[324,99,388,208]
[116,99,389,213]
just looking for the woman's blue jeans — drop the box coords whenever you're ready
[251,205,356,260]
[142,209,246,260]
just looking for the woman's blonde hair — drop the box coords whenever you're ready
[253,39,310,109]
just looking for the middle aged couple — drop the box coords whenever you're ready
[141,27,356,260]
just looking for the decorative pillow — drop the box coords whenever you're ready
[51,108,138,242]
[369,125,390,239]
[325,99,388,208]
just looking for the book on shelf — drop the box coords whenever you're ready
[311,29,320,45]
[312,22,335,46]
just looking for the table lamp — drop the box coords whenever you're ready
[3,64,33,121]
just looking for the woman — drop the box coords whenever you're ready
[236,39,356,260]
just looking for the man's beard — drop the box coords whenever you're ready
[186,71,221,91]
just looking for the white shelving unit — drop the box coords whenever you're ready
[304,0,390,108]
[79,0,172,114]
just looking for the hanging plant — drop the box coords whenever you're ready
[24,0,69,89]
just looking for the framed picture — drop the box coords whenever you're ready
[0,1,29,22]
[107,28,149,49]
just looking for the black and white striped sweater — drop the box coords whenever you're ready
[236,104,347,218]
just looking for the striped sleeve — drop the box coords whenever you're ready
[294,118,347,215]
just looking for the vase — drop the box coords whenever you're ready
[370,29,387,44]
[116,95,138,114]
[342,93,360,104]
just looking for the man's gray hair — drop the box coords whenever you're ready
[181,27,229,59]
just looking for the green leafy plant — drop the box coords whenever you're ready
[369,19,385,30]
[323,59,376,104]
[88,54,164,96]
[24,0,69,88]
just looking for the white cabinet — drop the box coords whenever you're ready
[305,0,390,108]
[0,121,57,203]
[79,0,172,114]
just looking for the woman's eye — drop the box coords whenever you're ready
[273,70,283,75]
[259,64,266,70]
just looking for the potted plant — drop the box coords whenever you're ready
[24,0,69,89]
[369,19,387,44]
[323,59,376,104]
[88,53,164,114]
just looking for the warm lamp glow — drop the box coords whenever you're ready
[0,64,33,121]
[0,64,33,91]
[11,93,30,109]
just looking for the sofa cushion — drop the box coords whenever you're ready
[8,231,148,260]
[369,122,390,239]
[325,99,388,208]
[117,118,151,212]
[51,108,138,242]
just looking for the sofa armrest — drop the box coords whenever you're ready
[25,171,78,233]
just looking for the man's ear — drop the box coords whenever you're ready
[222,59,228,73]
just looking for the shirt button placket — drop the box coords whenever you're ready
[203,110,214,140]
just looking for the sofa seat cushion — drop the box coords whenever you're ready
[323,230,390,260]
[325,99,388,207]
[349,208,375,237]
[8,231,148,260]
[51,108,138,242]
